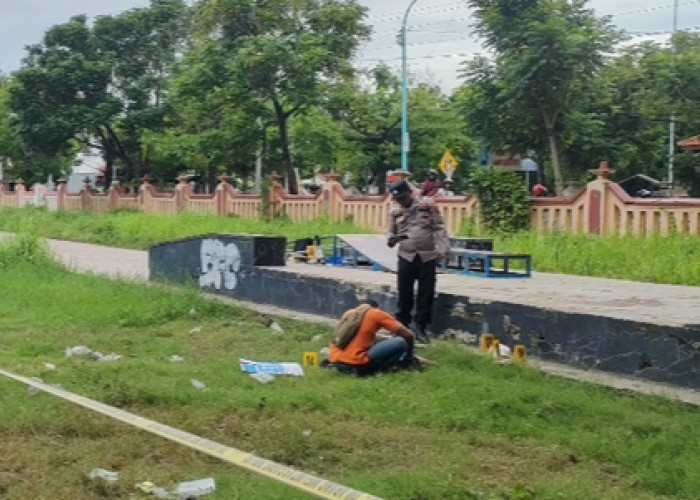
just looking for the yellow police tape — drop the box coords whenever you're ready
[0,368,382,500]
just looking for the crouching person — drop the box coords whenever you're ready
[328,299,417,376]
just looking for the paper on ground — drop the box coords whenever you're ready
[239,359,304,376]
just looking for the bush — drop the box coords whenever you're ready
[468,168,530,233]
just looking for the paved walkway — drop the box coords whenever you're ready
[4,234,699,405]
[279,262,700,327]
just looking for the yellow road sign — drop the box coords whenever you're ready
[439,151,459,173]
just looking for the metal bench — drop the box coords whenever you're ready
[450,249,532,278]
[445,237,494,270]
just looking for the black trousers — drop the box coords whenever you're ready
[396,255,436,328]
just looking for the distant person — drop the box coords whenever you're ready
[328,300,417,376]
[387,180,450,344]
[532,184,548,197]
[437,180,455,197]
[420,169,441,197]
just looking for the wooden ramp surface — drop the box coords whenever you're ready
[336,234,398,273]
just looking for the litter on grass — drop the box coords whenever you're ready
[239,359,304,376]
[89,468,119,482]
[136,481,173,499]
[249,372,275,383]
[190,379,207,391]
[174,477,216,499]
[65,346,121,362]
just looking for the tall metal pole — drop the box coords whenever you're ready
[668,0,679,195]
[400,0,419,172]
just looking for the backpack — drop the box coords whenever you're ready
[332,304,372,349]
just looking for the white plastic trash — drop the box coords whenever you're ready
[270,321,284,334]
[249,373,275,383]
[174,477,216,499]
[44,362,56,370]
[170,355,184,363]
[97,353,122,362]
[190,379,207,391]
[66,345,92,357]
[499,344,512,357]
[152,486,174,499]
[89,468,119,482]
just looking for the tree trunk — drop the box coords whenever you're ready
[272,97,298,194]
[542,111,563,196]
[254,117,265,194]
[105,124,133,183]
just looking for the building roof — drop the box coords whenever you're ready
[678,135,700,151]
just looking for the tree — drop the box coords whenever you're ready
[325,65,402,191]
[569,34,700,188]
[461,0,620,194]
[194,0,370,193]
[0,76,26,182]
[92,0,192,182]
[8,2,190,187]
[289,108,351,180]
[8,15,121,185]
[327,65,474,192]
[142,44,263,190]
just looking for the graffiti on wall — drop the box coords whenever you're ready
[198,238,241,290]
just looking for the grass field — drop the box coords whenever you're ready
[1,235,699,499]
[1,206,699,286]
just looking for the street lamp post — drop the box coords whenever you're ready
[400,0,419,172]
[668,0,679,195]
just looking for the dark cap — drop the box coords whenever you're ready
[389,180,411,199]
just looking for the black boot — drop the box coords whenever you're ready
[413,324,431,344]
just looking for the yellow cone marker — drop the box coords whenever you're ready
[303,351,318,368]
[513,345,527,364]
[488,339,501,358]
[479,334,494,353]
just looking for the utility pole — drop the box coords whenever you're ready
[399,0,419,172]
[668,0,679,195]
[254,117,264,194]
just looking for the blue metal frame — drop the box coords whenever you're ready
[460,251,532,279]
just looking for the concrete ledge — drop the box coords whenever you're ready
[148,236,700,391]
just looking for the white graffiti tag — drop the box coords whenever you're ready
[198,239,241,290]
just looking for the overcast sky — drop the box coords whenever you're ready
[1,0,699,93]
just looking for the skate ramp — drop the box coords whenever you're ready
[335,234,398,272]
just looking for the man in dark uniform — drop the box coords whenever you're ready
[387,180,450,343]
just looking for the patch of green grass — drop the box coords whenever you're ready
[472,230,700,286]
[0,207,370,250]
[0,239,698,499]
[3,207,700,286]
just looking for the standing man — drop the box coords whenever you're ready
[387,180,450,343]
